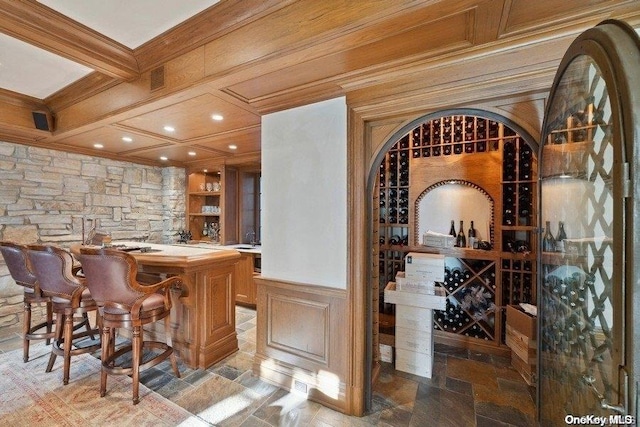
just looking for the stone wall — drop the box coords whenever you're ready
[0,140,186,330]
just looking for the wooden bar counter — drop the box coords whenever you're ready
[72,241,241,369]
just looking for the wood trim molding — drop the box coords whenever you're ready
[254,276,349,413]
[346,106,368,417]
[0,0,138,80]
[134,0,298,73]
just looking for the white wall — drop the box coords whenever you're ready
[261,97,347,288]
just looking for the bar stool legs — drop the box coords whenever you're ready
[22,297,55,362]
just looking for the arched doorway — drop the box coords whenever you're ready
[364,108,539,412]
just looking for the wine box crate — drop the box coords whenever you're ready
[506,305,536,385]
[379,344,393,363]
[505,305,536,343]
[404,252,445,282]
[384,282,446,311]
[395,272,435,294]
[511,352,536,386]
[422,232,455,249]
[395,326,433,354]
[395,348,433,378]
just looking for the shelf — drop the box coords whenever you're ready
[501,225,536,231]
[189,191,221,196]
[190,213,221,217]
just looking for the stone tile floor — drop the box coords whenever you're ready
[0,305,536,426]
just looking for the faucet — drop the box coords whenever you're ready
[246,230,257,246]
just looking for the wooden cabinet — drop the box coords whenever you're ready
[187,166,238,244]
[235,252,258,306]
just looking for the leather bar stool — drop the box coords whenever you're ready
[77,247,181,404]
[0,241,55,362]
[27,244,100,385]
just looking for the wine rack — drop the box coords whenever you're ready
[378,136,410,296]
[411,116,501,159]
[434,258,497,340]
[501,259,534,304]
[376,113,538,349]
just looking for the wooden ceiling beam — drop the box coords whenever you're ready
[0,0,139,80]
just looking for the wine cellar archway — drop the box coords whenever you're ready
[368,108,540,397]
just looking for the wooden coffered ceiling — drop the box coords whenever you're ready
[0,0,639,169]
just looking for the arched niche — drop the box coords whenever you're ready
[414,180,494,246]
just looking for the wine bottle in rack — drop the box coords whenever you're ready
[477,119,487,139]
[456,220,466,248]
[412,129,421,147]
[422,123,431,143]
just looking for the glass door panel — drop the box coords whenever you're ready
[539,55,618,424]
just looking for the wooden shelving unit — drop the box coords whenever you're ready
[187,166,238,244]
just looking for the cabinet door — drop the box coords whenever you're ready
[538,21,640,425]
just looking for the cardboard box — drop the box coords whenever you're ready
[395,348,433,378]
[404,253,445,282]
[384,282,446,310]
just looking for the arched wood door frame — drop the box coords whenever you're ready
[357,107,539,411]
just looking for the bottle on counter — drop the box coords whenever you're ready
[468,221,476,249]
[449,220,457,238]
[202,221,208,237]
[543,221,555,252]
[556,221,567,252]
[456,220,466,248]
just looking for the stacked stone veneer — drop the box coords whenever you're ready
[0,140,186,332]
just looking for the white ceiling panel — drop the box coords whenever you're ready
[0,32,93,98]
[37,0,220,49]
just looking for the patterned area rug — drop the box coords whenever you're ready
[0,344,207,426]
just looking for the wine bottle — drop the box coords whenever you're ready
[468,221,476,248]
[556,221,567,252]
[543,221,555,252]
[449,220,456,238]
[456,220,466,248]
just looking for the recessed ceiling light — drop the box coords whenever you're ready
[163,126,175,132]
[228,144,237,150]
[160,156,168,161]
[211,114,224,121]
[122,136,133,143]
[188,151,196,156]
[93,143,104,149]
[203,169,208,172]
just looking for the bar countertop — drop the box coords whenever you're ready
[72,240,241,268]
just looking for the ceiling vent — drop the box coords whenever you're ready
[150,65,165,91]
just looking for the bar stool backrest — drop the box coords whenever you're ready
[27,245,83,299]
[77,248,145,307]
[0,241,37,289]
